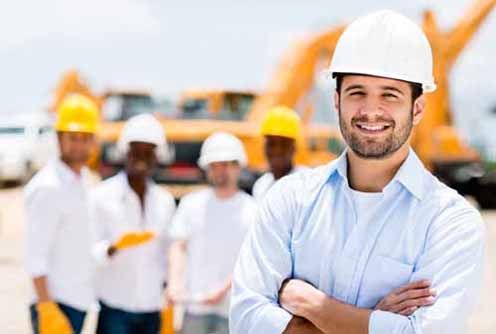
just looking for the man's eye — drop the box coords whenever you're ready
[383,93,398,99]
[350,91,365,96]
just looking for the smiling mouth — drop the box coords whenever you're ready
[355,122,392,134]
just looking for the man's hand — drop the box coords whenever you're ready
[277,280,324,333]
[279,279,326,318]
[200,278,231,306]
[165,284,188,305]
[201,288,229,306]
[279,279,371,334]
[283,316,323,334]
[375,280,436,316]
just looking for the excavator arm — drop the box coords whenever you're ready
[444,0,496,68]
[50,69,101,113]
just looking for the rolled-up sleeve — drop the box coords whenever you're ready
[89,193,112,266]
[229,179,297,334]
[24,187,60,277]
[369,205,486,334]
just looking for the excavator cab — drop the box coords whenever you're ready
[101,91,174,121]
[178,90,256,121]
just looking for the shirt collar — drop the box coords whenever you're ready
[385,148,426,200]
[53,158,86,184]
[116,171,155,199]
[328,148,426,200]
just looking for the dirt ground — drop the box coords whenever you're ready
[1,186,495,333]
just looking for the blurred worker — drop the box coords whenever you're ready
[167,132,257,334]
[24,94,99,334]
[91,114,175,334]
[252,105,304,201]
[230,10,485,334]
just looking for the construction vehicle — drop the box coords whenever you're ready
[178,89,256,121]
[0,113,57,185]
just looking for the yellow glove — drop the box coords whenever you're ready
[36,302,73,334]
[114,231,156,250]
[160,305,174,334]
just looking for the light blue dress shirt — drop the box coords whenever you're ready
[230,149,485,334]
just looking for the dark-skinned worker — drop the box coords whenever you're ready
[230,10,485,334]
[252,106,305,202]
[24,94,100,334]
[91,114,176,334]
[167,132,257,334]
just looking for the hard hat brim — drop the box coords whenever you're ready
[55,122,98,134]
[327,68,436,93]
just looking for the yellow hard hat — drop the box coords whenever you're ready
[261,105,302,140]
[55,94,99,134]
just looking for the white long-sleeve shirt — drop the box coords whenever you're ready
[230,149,486,334]
[91,172,175,313]
[24,159,94,310]
[252,167,306,202]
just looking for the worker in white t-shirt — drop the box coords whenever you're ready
[167,132,257,334]
[252,106,305,202]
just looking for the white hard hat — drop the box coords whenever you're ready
[118,114,167,153]
[198,132,247,169]
[329,10,436,93]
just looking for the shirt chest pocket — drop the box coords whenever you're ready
[357,255,413,309]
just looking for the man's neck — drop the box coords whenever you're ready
[127,174,147,205]
[214,186,238,200]
[271,164,293,181]
[347,145,410,193]
[60,158,83,176]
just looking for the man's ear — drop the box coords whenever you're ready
[412,95,426,126]
[333,91,340,115]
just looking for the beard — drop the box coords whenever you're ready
[339,108,413,159]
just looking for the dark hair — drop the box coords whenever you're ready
[335,73,423,103]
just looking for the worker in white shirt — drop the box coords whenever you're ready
[167,132,257,334]
[252,106,304,201]
[230,10,485,334]
[91,114,176,334]
[24,94,99,334]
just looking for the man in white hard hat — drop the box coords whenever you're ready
[24,94,99,334]
[91,114,176,334]
[230,10,484,334]
[167,131,257,334]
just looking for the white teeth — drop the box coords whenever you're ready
[357,124,388,131]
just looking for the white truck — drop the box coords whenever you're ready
[0,113,57,185]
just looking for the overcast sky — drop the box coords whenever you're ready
[1,0,495,143]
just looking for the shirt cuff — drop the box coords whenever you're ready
[256,304,292,334]
[25,259,49,277]
[93,240,112,266]
[369,310,409,334]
